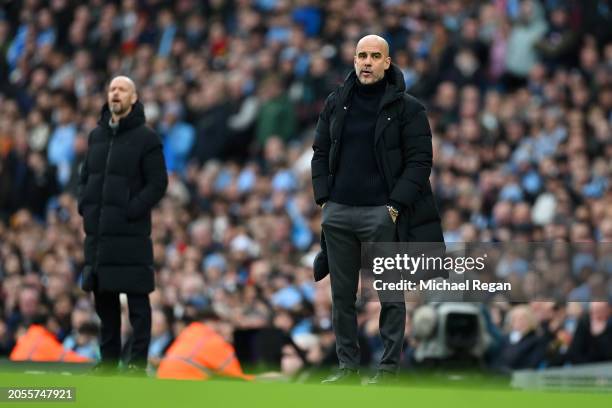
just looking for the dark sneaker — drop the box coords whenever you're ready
[367,370,399,386]
[321,368,361,385]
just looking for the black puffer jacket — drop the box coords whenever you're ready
[312,64,444,243]
[78,101,168,294]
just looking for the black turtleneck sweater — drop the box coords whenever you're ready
[329,77,388,206]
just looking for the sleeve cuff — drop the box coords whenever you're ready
[388,200,403,213]
[316,197,328,206]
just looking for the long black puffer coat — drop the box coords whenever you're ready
[78,101,168,294]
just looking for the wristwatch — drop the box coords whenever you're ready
[386,205,399,218]
[387,205,399,224]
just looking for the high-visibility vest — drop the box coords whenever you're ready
[9,324,91,363]
[157,322,254,381]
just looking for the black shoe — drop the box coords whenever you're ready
[88,362,118,376]
[321,368,361,385]
[367,370,399,386]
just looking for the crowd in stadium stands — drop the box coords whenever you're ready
[0,0,611,377]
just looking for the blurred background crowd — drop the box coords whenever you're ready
[0,0,611,377]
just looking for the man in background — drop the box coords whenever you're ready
[78,75,168,375]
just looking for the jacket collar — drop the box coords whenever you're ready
[98,101,146,133]
[338,63,406,112]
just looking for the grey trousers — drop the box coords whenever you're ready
[322,201,406,372]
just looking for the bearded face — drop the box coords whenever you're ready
[353,36,390,85]
[107,78,137,116]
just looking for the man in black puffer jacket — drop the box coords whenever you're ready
[78,76,168,374]
[312,35,445,385]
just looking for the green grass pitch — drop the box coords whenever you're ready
[0,371,610,408]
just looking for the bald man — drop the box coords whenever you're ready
[78,76,168,375]
[312,35,444,384]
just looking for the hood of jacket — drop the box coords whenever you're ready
[98,100,146,133]
[339,63,406,110]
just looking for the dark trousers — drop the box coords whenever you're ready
[93,291,151,368]
[322,201,406,372]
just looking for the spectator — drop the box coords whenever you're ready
[504,0,548,88]
[147,308,174,371]
[566,302,612,364]
[535,6,578,69]
[62,304,100,360]
[160,102,195,176]
[496,305,546,370]
[62,322,100,361]
[47,104,77,186]
[256,75,297,146]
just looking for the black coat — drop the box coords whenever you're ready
[566,316,612,365]
[78,101,168,294]
[311,64,444,244]
[497,330,546,370]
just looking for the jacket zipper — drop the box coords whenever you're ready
[93,128,116,272]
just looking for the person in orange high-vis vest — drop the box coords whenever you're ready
[157,320,254,381]
[10,324,92,363]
